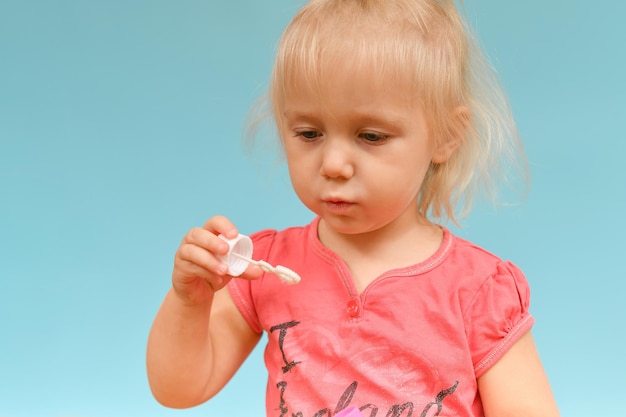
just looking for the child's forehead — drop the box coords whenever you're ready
[277,48,425,115]
[284,64,416,102]
[278,66,426,128]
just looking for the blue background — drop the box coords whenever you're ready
[1,1,625,416]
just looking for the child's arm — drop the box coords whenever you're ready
[146,216,263,408]
[477,331,561,417]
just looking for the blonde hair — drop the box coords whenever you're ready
[254,0,527,224]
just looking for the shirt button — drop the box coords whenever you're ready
[346,299,360,317]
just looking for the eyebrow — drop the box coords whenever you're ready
[282,111,320,124]
[283,110,409,127]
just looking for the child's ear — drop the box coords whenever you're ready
[432,106,470,163]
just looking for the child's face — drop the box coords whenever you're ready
[280,67,444,236]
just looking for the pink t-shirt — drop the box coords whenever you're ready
[228,218,534,417]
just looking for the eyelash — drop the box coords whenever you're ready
[359,132,388,143]
[294,130,321,140]
[293,130,389,144]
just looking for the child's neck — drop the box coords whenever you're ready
[318,215,443,293]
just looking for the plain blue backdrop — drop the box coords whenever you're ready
[1,1,625,416]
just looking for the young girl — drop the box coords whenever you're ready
[147,1,561,416]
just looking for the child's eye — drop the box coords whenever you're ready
[294,130,321,140]
[359,132,388,143]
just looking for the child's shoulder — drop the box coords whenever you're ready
[449,231,502,262]
[445,229,526,282]
[442,230,532,331]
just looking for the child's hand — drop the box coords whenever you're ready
[171,215,263,306]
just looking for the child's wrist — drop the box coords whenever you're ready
[170,286,215,311]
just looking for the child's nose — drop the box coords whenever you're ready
[319,138,355,179]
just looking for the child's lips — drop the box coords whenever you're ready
[323,198,355,213]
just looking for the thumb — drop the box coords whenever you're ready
[239,264,264,280]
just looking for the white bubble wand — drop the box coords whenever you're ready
[218,234,301,285]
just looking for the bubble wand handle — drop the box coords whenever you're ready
[230,252,301,285]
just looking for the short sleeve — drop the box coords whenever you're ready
[227,229,278,334]
[465,261,535,377]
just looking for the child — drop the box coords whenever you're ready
[147,1,561,416]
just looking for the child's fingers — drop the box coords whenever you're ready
[173,216,263,294]
[176,240,228,277]
[202,215,239,240]
[172,242,232,300]
[182,227,230,258]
